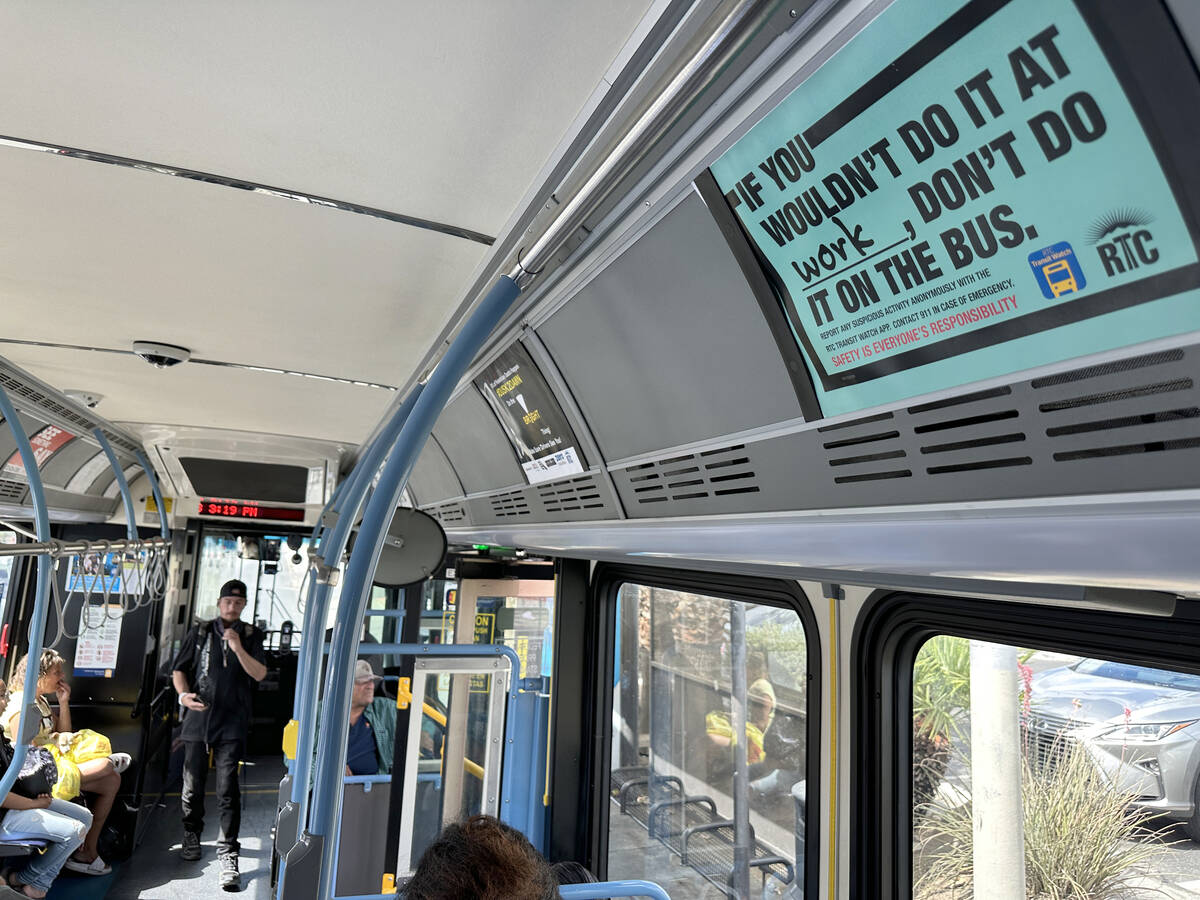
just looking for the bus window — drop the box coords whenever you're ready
[0,531,16,610]
[608,583,805,897]
[913,636,1200,898]
[193,532,322,644]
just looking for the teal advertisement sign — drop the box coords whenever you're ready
[710,0,1200,417]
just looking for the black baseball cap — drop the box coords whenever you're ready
[219,579,248,600]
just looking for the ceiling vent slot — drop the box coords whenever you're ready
[1033,348,1200,465]
[432,502,466,525]
[1030,348,1185,388]
[489,489,531,518]
[537,475,604,513]
[628,444,760,504]
[0,479,24,501]
[907,385,1029,476]
[1037,379,1192,413]
[821,412,909,484]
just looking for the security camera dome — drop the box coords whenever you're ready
[132,341,191,368]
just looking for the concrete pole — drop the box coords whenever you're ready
[730,603,751,898]
[969,640,1025,899]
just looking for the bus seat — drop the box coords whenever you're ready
[0,832,49,857]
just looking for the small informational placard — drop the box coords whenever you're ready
[475,344,586,484]
[67,552,145,596]
[709,0,1200,417]
[73,603,124,678]
[2,425,74,479]
[443,605,497,692]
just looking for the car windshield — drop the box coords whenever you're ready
[1073,659,1200,691]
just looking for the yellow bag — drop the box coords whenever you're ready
[46,746,82,800]
[60,729,112,764]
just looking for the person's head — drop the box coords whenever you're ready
[402,815,559,900]
[550,861,597,885]
[11,648,65,695]
[748,678,776,730]
[217,579,248,625]
[352,660,381,710]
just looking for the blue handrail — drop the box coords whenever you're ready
[287,384,425,824]
[305,269,518,899]
[93,430,136,541]
[0,387,53,800]
[559,881,671,900]
[133,450,171,542]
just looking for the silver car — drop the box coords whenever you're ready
[1027,659,1200,839]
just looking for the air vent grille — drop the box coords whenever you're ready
[432,502,466,526]
[489,489,531,518]
[0,479,23,501]
[0,368,140,456]
[820,412,910,483]
[904,386,1031,476]
[537,475,604,513]
[626,444,760,505]
[1035,350,1200,464]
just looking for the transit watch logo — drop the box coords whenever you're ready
[1028,241,1085,299]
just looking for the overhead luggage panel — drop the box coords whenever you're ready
[430,390,525,495]
[408,439,464,511]
[537,191,804,463]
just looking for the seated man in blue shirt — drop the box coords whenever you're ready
[345,660,388,775]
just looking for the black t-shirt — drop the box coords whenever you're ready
[172,619,266,744]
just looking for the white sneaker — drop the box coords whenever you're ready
[108,753,132,774]
[64,855,111,875]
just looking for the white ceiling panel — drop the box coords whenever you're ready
[0,147,484,387]
[0,344,392,445]
[0,1,653,236]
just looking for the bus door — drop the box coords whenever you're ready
[393,652,511,875]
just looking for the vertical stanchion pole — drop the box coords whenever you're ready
[970,640,1025,900]
[0,388,53,798]
[730,602,751,898]
[303,274,521,900]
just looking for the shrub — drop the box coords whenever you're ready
[915,729,1172,899]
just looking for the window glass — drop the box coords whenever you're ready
[0,531,16,612]
[913,636,1200,898]
[608,583,806,897]
[194,533,317,642]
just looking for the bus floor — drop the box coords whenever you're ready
[105,755,285,900]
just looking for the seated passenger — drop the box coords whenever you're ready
[705,678,776,764]
[0,730,93,898]
[3,651,129,876]
[401,815,559,900]
[345,660,393,775]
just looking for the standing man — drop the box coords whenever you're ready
[172,579,267,892]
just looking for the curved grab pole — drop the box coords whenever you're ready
[286,384,425,818]
[0,387,54,800]
[281,479,344,778]
[295,4,786,894]
[302,274,521,900]
[133,450,171,542]
[93,430,136,542]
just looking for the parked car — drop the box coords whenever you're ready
[1027,658,1200,839]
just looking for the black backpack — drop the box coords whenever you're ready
[96,799,137,863]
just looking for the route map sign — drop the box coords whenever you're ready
[710,0,1200,417]
[475,344,586,484]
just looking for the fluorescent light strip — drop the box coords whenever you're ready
[0,135,495,246]
[0,339,397,391]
